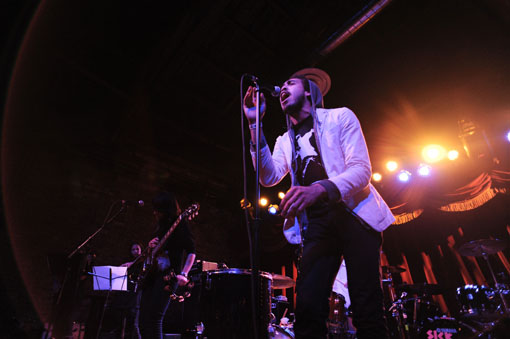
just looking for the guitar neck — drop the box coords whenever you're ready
[151,215,182,258]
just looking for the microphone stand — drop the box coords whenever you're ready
[45,201,127,339]
[249,82,262,339]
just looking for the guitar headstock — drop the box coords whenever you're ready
[181,203,200,221]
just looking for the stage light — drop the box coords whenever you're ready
[268,204,279,215]
[447,150,459,161]
[386,161,398,172]
[506,130,510,143]
[372,173,382,182]
[397,170,411,183]
[417,164,431,176]
[278,192,286,199]
[259,198,268,206]
[422,144,446,163]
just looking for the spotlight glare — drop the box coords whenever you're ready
[506,130,510,143]
[417,164,431,176]
[372,173,382,182]
[447,150,459,161]
[259,198,268,206]
[386,161,398,172]
[268,204,279,215]
[422,144,447,163]
[398,170,411,182]
[278,192,285,199]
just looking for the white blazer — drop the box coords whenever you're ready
[252,107,395,239]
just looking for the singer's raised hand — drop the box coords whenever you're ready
[243,86,266,123]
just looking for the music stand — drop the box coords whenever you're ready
[89,266,128,339]
[91,266,128,291]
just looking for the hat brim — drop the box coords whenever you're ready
[290,68,331,96]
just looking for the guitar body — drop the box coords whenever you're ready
[132,203,200,292]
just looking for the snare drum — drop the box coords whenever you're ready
[200,268,272,338]
[456,285,498,319]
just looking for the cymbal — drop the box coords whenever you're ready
[271,274,295,289]
[382,265,406,274]
[397,283,444,295]
[457,239,507,257]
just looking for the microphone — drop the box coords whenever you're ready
[121,200,145,207]
[247,74,281,97]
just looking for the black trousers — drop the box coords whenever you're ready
[293,203,387,339]
[135,273,171,339]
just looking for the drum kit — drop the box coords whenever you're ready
[380,239,510,339]
[176,238,509,338]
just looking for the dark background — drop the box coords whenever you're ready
[1,0,510,336]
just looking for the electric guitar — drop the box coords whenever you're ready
[130,203,200,291]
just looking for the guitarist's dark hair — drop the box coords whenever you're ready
[152,191,178,218]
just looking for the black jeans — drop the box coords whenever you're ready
[293,203,387,339]
[135,273,171,339]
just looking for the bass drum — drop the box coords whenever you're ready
[200,268,272,339]
[417,317,479,339]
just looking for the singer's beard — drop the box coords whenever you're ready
[282,94,306,117]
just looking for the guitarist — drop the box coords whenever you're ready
[136,191,196,339]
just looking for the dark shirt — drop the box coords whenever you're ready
[293,115,328,186]
[153,218,195,273]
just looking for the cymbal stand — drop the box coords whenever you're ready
[482,253,509,315]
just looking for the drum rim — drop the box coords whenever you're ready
[206,268,272,280]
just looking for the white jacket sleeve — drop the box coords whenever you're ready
[250,134,290,187]
[328,109,372,200]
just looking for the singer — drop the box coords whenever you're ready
[243,70,395,339]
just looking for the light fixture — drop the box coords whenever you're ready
[268,204,279,215]
[417,164,431,176]
[447,150,459,161]
[372,173,382,182]
[259,198,268,206]
[386,161,398,172]
[422,144,446,163]
[398,170,411,183]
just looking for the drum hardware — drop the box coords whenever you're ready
[389,289,444,339]
[458,239,510,315]
[327,291,350,336]
[396,283,445,296]
[271,295,290,325]
[382,265,407,274]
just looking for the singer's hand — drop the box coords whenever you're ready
[280,184,327,219]
[243,86,266,123]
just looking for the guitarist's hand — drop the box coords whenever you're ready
[176,274,189,286]
[148,237,159,249]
